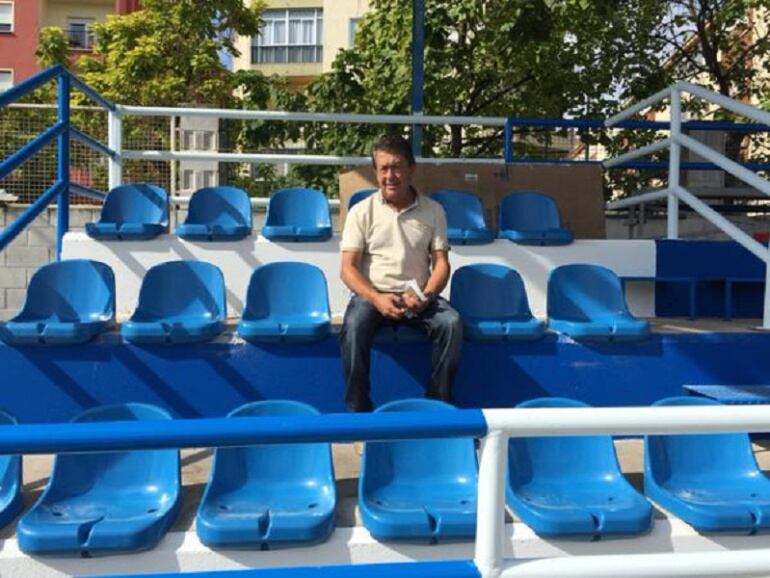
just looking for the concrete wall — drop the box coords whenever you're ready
[0,205,100,313]
[322,0,369,70]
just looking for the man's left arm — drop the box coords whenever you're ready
[423,249,450,299]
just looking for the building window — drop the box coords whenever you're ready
[252,9,323,64]
[0,2,13,33]
[202,170,217,188]
[67,18,95,49]
[349,18,359,47]
[180,129,217,151]
[182,169,195,191]
[0,70,12,92]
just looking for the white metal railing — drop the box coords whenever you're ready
[474,404,770,578]
[603,81,770,328]
[105,106,509,191]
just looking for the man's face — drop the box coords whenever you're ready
[373,150,414,202]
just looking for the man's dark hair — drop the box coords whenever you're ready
[371,134,416,167]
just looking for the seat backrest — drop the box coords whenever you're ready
[362,399,477,490]
[509,398,621,486]
[211,401,332,488]
[133,261,226,320]
[243,262,330,321]
[265,188,331,228]
[348,188,378,210]
[47,404,178,499]
[450,263,532,321]
[186,186,252,228]
[431,189,489,231]
[17,260,115,323]
[499,191,562,232]
[646,397,759,485]
[99,184,168,225]
[547,264,629,321]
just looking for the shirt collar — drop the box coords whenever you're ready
[378,187,420,213]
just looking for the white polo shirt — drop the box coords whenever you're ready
[341,190,449,293]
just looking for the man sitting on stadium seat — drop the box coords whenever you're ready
[339,134,463,413]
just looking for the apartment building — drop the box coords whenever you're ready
[0,0,140,90]
[233,0,370,88]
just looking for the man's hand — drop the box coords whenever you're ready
[401,291,430,315]
[372,293,407,319]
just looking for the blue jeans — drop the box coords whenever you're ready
[340,295,463,412]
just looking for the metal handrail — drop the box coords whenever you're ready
[602,83,770,327]
[0,66,117,257]
[8,403,770,578]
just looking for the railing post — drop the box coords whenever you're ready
[474,430,507,578]
[410,0,425,158]
[758,72,770,328]
[668,87,681,240]
[504,118,513,163]
[108,108,123,190]
[56,73,70,260]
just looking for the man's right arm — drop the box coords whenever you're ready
[341,250,405,319]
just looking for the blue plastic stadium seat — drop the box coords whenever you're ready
[0,411,23,531]
[176,186,252,241]
[262,187,332,242]
[508,398,652,539]
[348,188,378,209]
[18,403,181,556]
[122,261,226,344]
[197,400,336,548]
[498,191,573,245]
[238,262,331,343]
[547,264,649,341]
[431,190,494,245]
[85,184,168,240]
[0,260,115,345]
[646,396,770,534]
[359,399,477,541]
[450,263,545,341]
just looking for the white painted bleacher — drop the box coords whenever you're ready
[61,234,656,320]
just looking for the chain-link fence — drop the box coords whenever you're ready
[0,103,171,205]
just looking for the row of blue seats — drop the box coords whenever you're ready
[0,260,648,346]
[84,184,573,246]
[0,396,763,556]
[351,188,573,245]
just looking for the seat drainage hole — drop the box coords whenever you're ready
[52,511,63,517]
[375,500,383,506]
[219,505,230,511]
[751,493,758,498]
[608,497,615,502]
[308,503,318,509]
[460,500,469,505]
[147,508,158,513]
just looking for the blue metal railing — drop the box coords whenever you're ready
[0,65,115,258]
[94,560,481,578]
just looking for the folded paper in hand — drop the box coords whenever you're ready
[402,279,428,302]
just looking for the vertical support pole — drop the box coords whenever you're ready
[668,88,681,240]
[411,0,425,158]
[56,73,70,260]
[108,108,123,190]
[474,430,507,578]
[758,107,770,329]
[504,118,513,163]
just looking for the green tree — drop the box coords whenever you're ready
[306,0,670,160]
